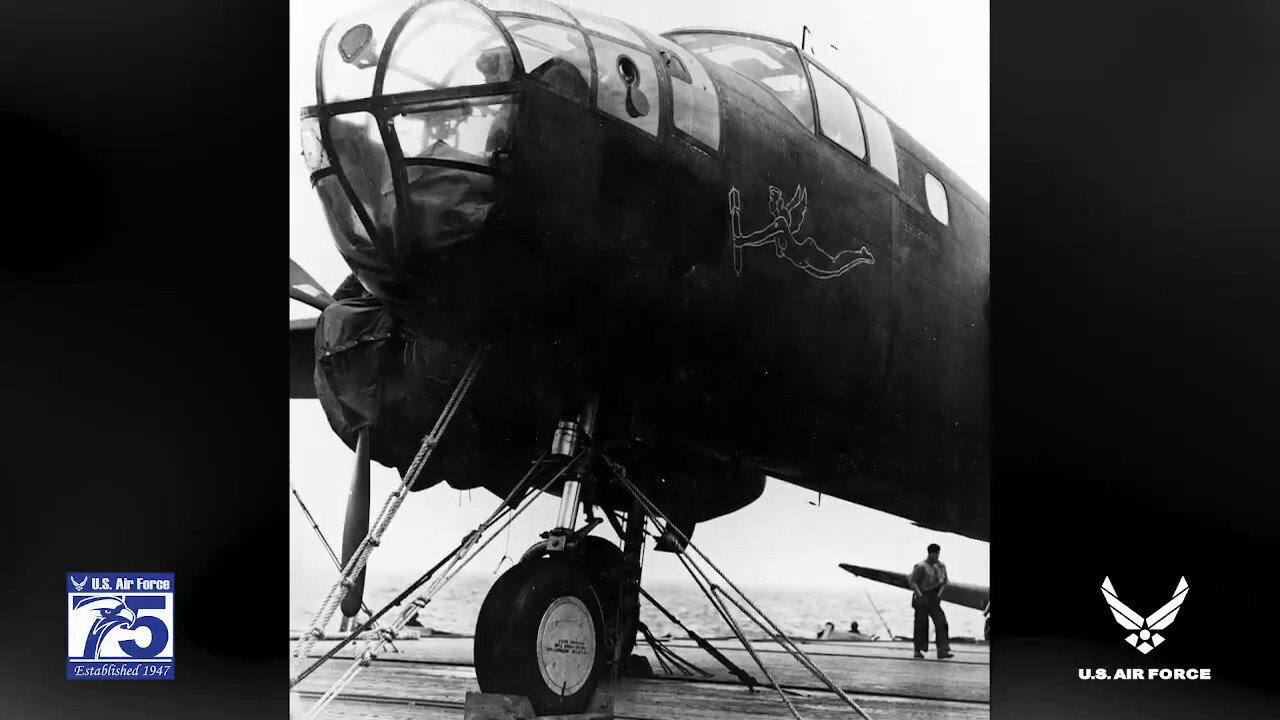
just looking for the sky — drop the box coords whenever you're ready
[288,0,989,602]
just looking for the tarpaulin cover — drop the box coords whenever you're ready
[395,141,498,256]
[313,293,472,488]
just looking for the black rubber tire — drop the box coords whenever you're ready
[474,557,606,715]
[576,536,638,665]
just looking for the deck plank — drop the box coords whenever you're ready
[295,636,987,664]
[296,637,988,704]
[295,662,988,720]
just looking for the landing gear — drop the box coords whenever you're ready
[522,535,641,674]
[474,557,606,715]
[474,399,626,715]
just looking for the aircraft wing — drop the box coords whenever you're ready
[290,259,336,311]
[290,316,319,399]
[839,563,989,612]
[289,259,332,400]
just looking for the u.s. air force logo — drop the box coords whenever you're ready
[1100,576,1188,654]
[1078,575,1208,680]
[67,573,174,679]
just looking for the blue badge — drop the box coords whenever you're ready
[66,573,174,680]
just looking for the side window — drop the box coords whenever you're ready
[672,33,814,132]
[565,8,645,46]
[924,172,949,225]
[592,37,660,136]
[500,18,591,101]
[653,37,721,150]
[807,63,866,159]
[855,98,899,185]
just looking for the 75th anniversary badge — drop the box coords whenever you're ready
[66,572,174,680]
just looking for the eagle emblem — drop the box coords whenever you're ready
[72,595,139,659]
[1100,576,1188,654]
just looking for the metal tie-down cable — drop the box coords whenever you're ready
[601,455,876,720]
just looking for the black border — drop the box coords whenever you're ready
[4,0,1280,717]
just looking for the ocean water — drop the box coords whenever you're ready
[290,571,985,641]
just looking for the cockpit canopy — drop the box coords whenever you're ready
[299,0,724,302]
[306,0,663,110]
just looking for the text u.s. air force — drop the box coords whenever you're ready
[1078,668,1211,680]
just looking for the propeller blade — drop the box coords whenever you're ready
[290,259,335,311]
[289,317,319,399]
[340,427,372,618]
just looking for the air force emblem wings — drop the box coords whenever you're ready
[71,575,88,592]
[1101,576,1189,654]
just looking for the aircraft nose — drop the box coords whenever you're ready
[300,0,521,302]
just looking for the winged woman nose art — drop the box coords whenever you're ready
[1101,576,1189,654]
[728,185,875,280]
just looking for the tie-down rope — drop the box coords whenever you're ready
[601,455,875,720]
[290,345,488,674]
[288,481,398,653]
[298,451,584,719]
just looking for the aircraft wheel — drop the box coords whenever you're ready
[521,536,638,668]
[576,536,638,666]
[474,557,606,715]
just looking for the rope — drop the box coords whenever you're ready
[637,584,749,685]
[637,622,675,675]
[863,585,895,639]
[302,463,565,719]
[290,346,488,674]
[674,549,804,714]
[292,449,563,686]
[603,456,875,720]
[289,482,398,653]
[676,552,801,718]
[636,621,708,677]
[297,451,583,718]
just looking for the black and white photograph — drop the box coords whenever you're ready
[10,0,1280,719]
[287,1,989,718]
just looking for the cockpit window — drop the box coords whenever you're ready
[924,172,949,225]
[319,1,413,103]
[807,62,866,159]
[480,0,575,24]
[563,8,645,47]
[393,97,517,164]
[300,116,330,174]
[651,36,721,150]
[593,37,659,136]
[383,1,514,95]
[669,33,814,132]
[328,112,394,235]
[500,17,591,101]
[856,98,900,185]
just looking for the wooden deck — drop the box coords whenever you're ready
[291,635,988,720]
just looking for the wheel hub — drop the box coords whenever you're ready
[535,596,597,696]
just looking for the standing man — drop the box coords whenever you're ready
[909,543,953,659]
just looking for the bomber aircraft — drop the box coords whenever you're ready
[290,0,989,713]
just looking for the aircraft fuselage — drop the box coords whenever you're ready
[302,2,989,541]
